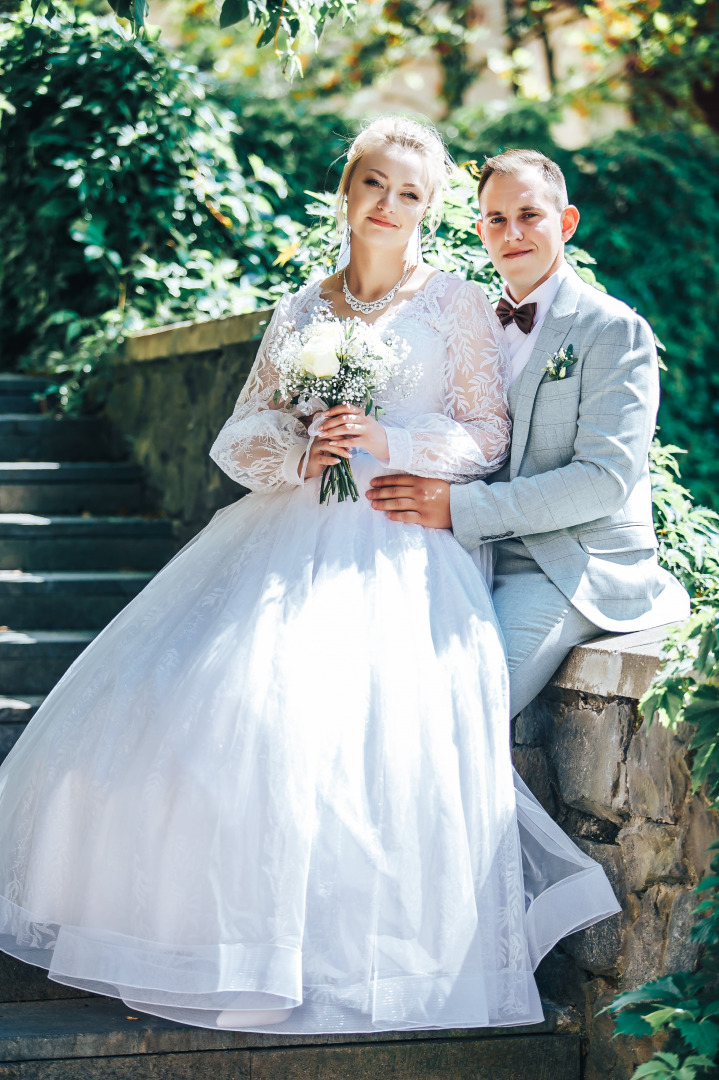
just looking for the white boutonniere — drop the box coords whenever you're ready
[544,344,578,381]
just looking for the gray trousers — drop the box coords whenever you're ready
[492,540,601,718]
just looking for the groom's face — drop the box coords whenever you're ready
[476,166,579,302]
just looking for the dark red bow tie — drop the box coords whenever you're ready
[496,297,537,335]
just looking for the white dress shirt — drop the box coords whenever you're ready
[498,259,570,385]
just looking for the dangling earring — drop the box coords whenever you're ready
[415,222,424,265]
[336,222,351,272]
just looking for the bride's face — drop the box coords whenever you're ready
[346,147,429,256]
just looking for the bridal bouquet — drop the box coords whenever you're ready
[270,313,415,504]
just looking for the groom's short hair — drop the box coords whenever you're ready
[477,150,568,212]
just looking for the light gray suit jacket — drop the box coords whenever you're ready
[450,265,690,632]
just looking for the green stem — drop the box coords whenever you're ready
[318,460,359,505]
[342,458,359,502]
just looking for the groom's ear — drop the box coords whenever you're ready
[476,218,485,244]
[561,205,580,242]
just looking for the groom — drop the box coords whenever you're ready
[367,148,689,717]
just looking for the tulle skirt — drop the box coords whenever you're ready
[0,453,619,1032]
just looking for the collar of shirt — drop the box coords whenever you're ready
[502,258,570,324]
[498,260,570,385]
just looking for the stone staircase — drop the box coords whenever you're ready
[0,373,582,1078]
[0,374,178,758]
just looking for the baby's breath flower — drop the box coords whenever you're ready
[270,313,416,414]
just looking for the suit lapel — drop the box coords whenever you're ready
[509,269,584,477]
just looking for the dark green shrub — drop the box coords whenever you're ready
[226,96,349,217]
[0,7,303,390]
[567,129,719,514]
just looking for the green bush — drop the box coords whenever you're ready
[0,7,304,401]
[226,96,349,219]
[651,443,719,606]
[567,129,719,515]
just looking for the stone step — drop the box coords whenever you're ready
[0,398,44,415]
[0,514,179,571]
[0,375,53,397]
[0,996,580,1079]
[0,630,96,694]
[0,695,43,723]
[0,696,42,762]
[0,955,91,1004]
[0,570,152,630]
[0,416,117,462]
[0,463,144,515]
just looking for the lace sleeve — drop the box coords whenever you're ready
[209,293,310,492]
[383,280,511,484]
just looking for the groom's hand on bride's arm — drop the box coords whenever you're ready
[366,475,452,528]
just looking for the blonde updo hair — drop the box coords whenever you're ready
[337,116,454,236]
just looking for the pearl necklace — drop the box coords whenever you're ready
[342,265,416,315]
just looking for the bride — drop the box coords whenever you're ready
[0,116,619,1034]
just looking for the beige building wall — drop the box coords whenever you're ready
[342,0,630,149]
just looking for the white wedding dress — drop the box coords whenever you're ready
[0,272,619,1033]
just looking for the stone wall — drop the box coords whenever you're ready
[526,632,717,1080]
[103,309,273,543]
[101,314,716,1080]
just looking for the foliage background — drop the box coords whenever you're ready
[0,10,310,400]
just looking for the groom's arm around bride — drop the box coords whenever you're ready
[368,148,690,717]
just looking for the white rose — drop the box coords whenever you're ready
[298,324,344,378]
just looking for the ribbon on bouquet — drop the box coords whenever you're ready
[299,434,313,485]
[297,397,328,485]
[306,414,327,440]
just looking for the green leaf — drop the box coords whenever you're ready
[645,1006,690,1032]
[632,1058,679,1079]
[256,21,276,46]
[133,0,148,29]
[609,977,685,1012]
[674,1017,719,1057]
[219,0,250,28]
[108,0,133,22]
[42,310,81,328]
[614,1011,654,1037]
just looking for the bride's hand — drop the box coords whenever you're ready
[315,404,390,463]
[299,422,351,479]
